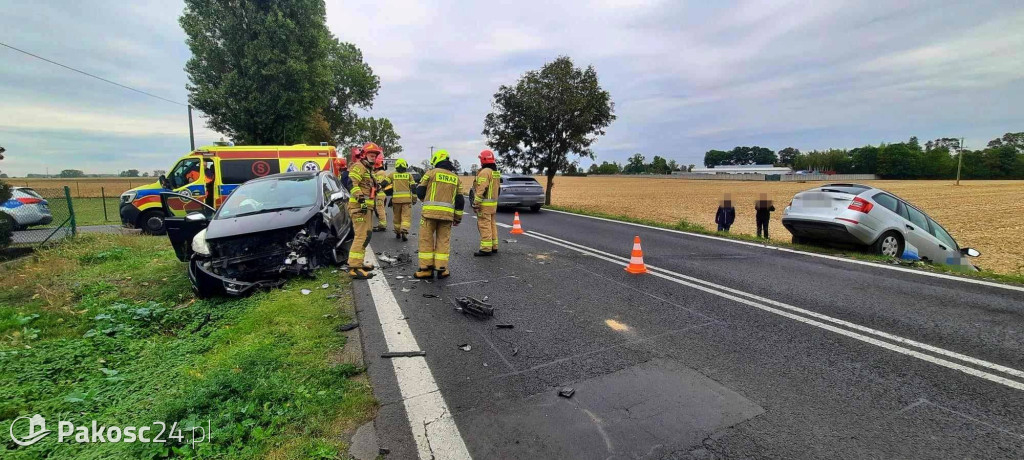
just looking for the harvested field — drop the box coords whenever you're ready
[537,177,1024,276]
[11,177,146,198]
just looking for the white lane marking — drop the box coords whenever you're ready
[516,232,1024,392]
[532,231,1024,381]
[364,251,473,460]
[545,208,1024,293]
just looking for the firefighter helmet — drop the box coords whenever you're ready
[362,142,383,156]
[478,149,495,163]
[350,147,363,162]
[333,157,347,171]
[374,154,384,169]
[395,158,408,169]
[431,149,449,166]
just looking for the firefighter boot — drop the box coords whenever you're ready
[401,233,408,242]
[349,267,374,279]
[435,267,451,279]
[473,250,493,257]
[414,267,434,279]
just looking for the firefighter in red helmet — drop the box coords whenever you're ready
[472,150,501,256]
[372,153,389,232]
[345,143,382,279]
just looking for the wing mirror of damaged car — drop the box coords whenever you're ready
[329,191,347,204]
[960,247,980,257]
[185,211,208,222]
[159,175,169,189]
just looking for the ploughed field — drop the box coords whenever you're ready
[14,177,147,198]
[537,176,1024,276]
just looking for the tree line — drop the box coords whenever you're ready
[586,154,694,175]
[701,133,1024,179]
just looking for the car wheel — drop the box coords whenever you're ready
[873,231,903,258]
[188,258,223,299]
[530,204,542,212]
[138,210,166,235]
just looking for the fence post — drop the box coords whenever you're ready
[102,187,108,221]
[77,181,81,198]
[64,186,76,236]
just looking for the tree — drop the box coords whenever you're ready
[687,164,695,172]
[142,172,150,177]
[119,169,140,177]
[623,153,646,174]
[987,132,1024,153]
[347,117,402,157]
[470,164,480,176]
[482,56,615,205]
[667,159,679,172]
[849,146,880,174]
[451,159,463,175]
[588,164,600,174]
[181,0,377,144]
[778,147,800,166]
[877,143,921,179]
[648,155,672,174]
[152,170,166,178]
[59,169,85,178]
[419,159,432,172]
[704,149,729,167]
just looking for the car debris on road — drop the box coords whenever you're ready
[455,296,495,318]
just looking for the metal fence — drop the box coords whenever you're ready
[3,186,77,248]
[668,172,879,182]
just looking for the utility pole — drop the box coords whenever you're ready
[430,146,434,156]
[955,137,964,186]
[188,105,195,151]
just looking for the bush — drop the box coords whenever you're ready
[0,180,13,248]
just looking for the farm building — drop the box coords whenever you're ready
[688,164,793,175]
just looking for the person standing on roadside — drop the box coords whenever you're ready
[715,194,736,232]
[346,143,382,280]
[372,154,389,232]
[414,149,465,279]
[755,193,775,239]
[472,150,501,256]
[387,158,415,241]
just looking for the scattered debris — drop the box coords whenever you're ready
[331,269,338,274]
[338,322,359,332]
[379,448,390,455]
[378,253,397,264]
[511,348,519,356]
[455,296,494,318]
[300,289,312,295]
[458,343,472,351]
[396,275,405,279]
[326,294,340,299]
[422,294,439,298]
[558,387,575,399]
[525,330,535,333]
[322,314,336,319]
[496,324,514,329]
[381,351,426,358]
[482,295,489,302]
[321,283,330,289]
[505,239,517,243]
[401,287,414,292]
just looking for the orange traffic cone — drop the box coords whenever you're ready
[510,212,524,234]
[624,236,648,274]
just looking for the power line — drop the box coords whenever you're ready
[1,41,187,107]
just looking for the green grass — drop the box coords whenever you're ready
[65,197,122,227]
[546,205,1024,286]
[0,234,375,459]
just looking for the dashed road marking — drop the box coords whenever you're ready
[364,250,473,459]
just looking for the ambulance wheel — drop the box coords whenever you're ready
[530,204,542,212]
[139,210,166,235]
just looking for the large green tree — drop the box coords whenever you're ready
[346,117,403,157]
[181,0,378,145]
[482,56,615,204]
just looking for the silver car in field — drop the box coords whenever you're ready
[497,174,545,212]
[782,183,981,270]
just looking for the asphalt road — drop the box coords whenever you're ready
[352,206,1024,459]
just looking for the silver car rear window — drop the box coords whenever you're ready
[872,193,899,213]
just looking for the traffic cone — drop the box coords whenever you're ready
[510,212,524,234]
[624,236,648,274]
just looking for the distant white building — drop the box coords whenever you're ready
[687,164,792,175]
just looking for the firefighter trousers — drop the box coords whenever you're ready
[374,198,387,229]
[392,202,412,235]
[418,218,452,270]
[347,204,373,268]
[476,211,498,252]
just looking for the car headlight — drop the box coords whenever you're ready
[191,229,211,256]
[120,191,137,204]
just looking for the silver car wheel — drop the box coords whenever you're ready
[880,235,899,257]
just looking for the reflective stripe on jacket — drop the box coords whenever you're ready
[418,168,464,221]
[389,172,414,204]
[348,163,375,203]
[473,167,500,215]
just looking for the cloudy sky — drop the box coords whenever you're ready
[2,0,1022,176]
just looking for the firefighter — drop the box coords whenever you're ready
[372,155,389,232]
[334,157,351,191]
[346,143,382,279]
[472,149,501,256]
[414,149,465,279]
[388,158,415,241]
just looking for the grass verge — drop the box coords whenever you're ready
[546,205,1024,286]
[0,233,375,459]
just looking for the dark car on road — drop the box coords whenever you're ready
[161,171,354,297]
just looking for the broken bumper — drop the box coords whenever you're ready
[190,257,286,296]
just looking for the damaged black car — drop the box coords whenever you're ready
[160,171,354,297]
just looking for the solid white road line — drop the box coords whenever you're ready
[545,208,1024,293]
[364,251,473,460]
[515,231,1024,392]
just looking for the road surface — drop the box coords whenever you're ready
[352,207,1024,459]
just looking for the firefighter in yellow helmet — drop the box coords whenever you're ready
[414,149,465,279]
[387,158,415,241]
[346,143,382,279]
[372,154,389,232]
[472,149,501,256]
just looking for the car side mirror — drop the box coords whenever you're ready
[159,175,169,189]
[329,191,347,204]
[185,211,207,223]
[960,248,980,257]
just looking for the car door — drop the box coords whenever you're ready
[164,158,210,200]
[161,192,216,261]
[900,202,942,262]
[926,217,962,266]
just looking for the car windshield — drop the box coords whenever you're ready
[216,176,318,219]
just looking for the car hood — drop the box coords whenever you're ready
[206,207,315,240]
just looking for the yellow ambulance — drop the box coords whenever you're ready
[120,144,340,234]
